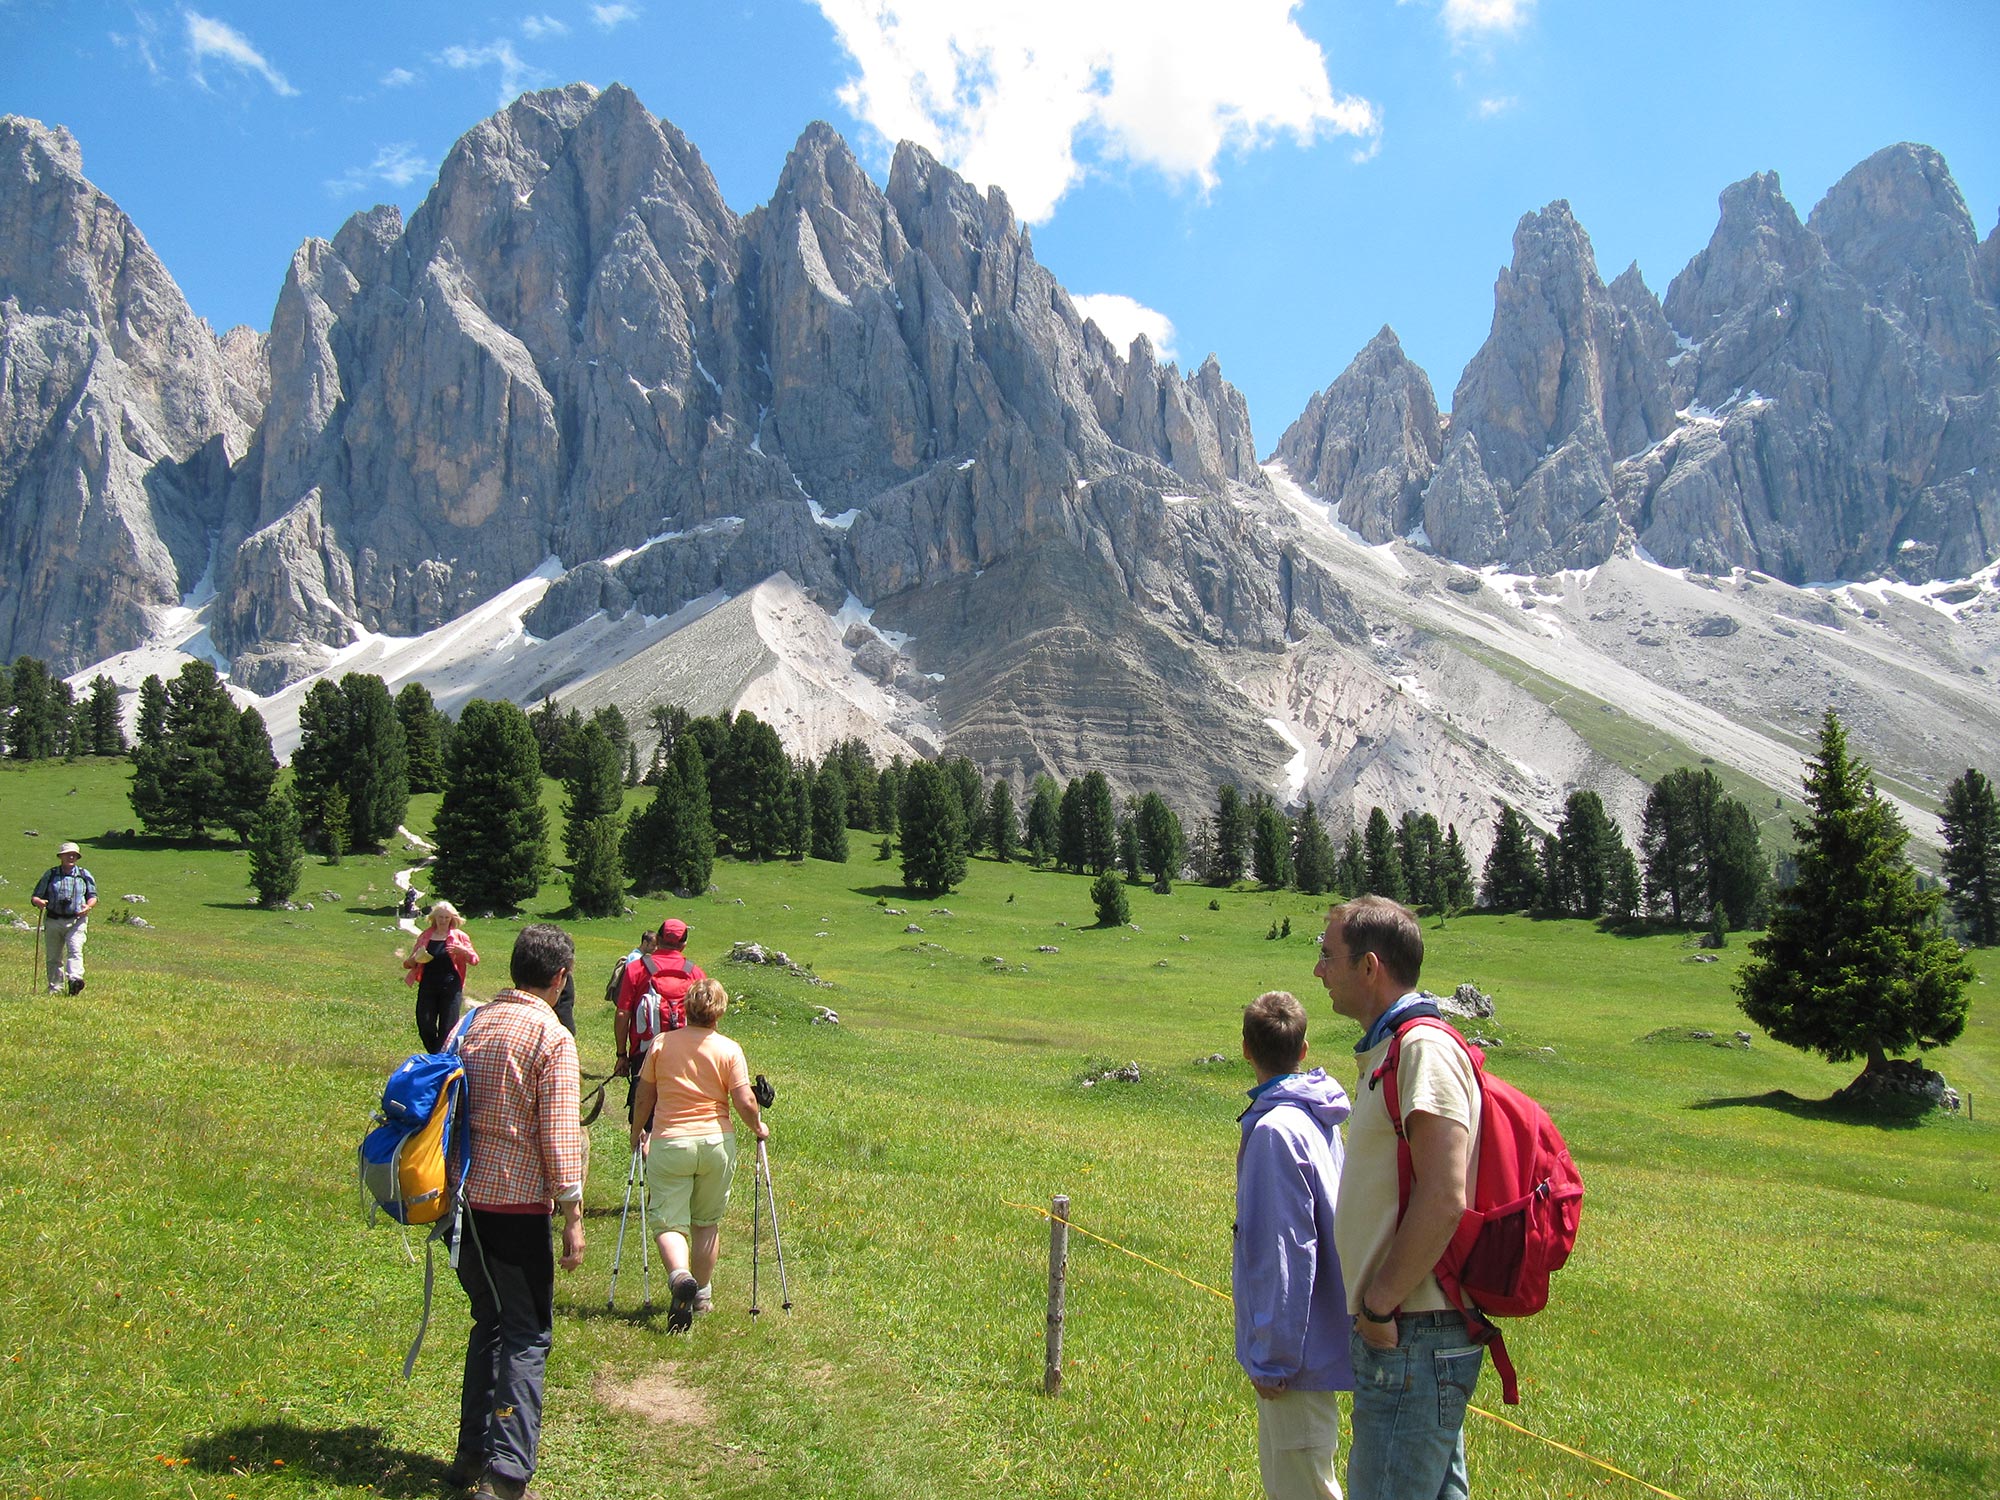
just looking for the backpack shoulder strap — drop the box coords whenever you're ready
[1372,1015,1477,1142]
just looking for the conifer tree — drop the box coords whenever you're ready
[1554,790,1634,918]
[1118,802,1144,884]
[85,676,126,756]
[945,757,985,841]
[810,762,850,862]
[129,661,240,839]
[1641,768,1715,924]
[1537,833,1564,914]
[135,674,168,748]
[876,759,903,840]
[985,778,1018,862]
[1363,807,1404,901]
[1091,869,1130,926]
[320,783,350,867]
[562,723,625,865]
[899,759,967,897]
[1439,824,1475,913]
[1707,798,1771,931]
[1025,775,1060,866]
[247,788,305,906]
[396,681,448,793]
[785,762,813,860]
[339,673,409,850]
[625,734,716,896]
[712,711,790,860]
[52,677,79,758]
[1212,783,1248,885]
[1291,799,1336,895]
[1057,777,1088,873]
[1737,712,1972,1079]
[1940,767,2000,945]
[568,814,626,918]
[1081,771,1119,876]
[1480,804,1542,911]
[6,657,59,759]
[432,699,549,913]
[1251,796,1294,888]
[1335,828,1366,898]
[291,680,349,851]
[1138,792,1184,891]
[221,706,279,842]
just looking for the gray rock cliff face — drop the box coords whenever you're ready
[0,115,261,670]
[1270,326,1440,543]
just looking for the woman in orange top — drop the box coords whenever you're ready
[631,977,767,1332]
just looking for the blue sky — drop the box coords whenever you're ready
[5,1,1997,450]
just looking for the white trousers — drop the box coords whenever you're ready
[44,914,86,989]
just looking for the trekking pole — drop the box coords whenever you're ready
[758,1140,791,1312]
[638,1150,652,1311]
[31,908,44,996]
[608,1145,642,1309]
[750,1137,762,1318]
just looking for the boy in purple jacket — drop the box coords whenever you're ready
[1235,989,1355,1500]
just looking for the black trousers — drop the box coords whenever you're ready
[455,1209,555,1483]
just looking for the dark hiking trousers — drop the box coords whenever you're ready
[455,1208,555,1486]
[416,941,463,1052]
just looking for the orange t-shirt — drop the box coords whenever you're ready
[639,1026,749,1139]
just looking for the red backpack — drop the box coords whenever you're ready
[626,952,698,1051]
[1374,1014,1584,1405]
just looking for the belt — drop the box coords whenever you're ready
[1393,1310,1470,1329]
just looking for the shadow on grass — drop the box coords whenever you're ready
[1688,1089,1935,1130]
[183,1422,452,1497]
[565,1298,662,1327]
[849,882,917,900]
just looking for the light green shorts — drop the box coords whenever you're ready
[645,1132,739,1235]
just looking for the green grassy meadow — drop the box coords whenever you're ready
[0,757,1994,1500]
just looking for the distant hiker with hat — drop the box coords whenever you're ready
[613,918,705,1118]
[31,841,97,995]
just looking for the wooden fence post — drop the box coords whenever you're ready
[1044,1193,1070,1394]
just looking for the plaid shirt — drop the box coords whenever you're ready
[456,990,584,1212]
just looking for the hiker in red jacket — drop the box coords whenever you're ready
[613,918,705,1118]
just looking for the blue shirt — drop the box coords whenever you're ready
[33,865,95,918]
[1356,991,1431,1054]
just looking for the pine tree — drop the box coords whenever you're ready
[1480,804,1542,911]
[1538,833,1564,914]
[784,762,812,860]
[1554,790,1636,919]
[6,657,59,759]
[626,733,716,896]
[1091,869,1130,927]
[1363,807,1404,901]
[945,757,985,841]
[340,674,410,851]
[247,787,305,906]
[320,783,350,866]
[713,712,790,860]
[876,759,903,840]
[85,676,127,756]
[1212,783,1248,885]
[561,723,625,865]
[810,763,849,862]
[1707,798,1771,931]
[1336,828,1366,898]
[291,680,349,851]
[396,681,448,793]
[899,760,967,897]
[1251,797,1294,888]
[1057,778,1087,873]
[1439,824,1475,913]
[1641,768,1716,924]
[1138,792,1184,891]
[1737,712,1972,1078]
[51,678,78,758]
[568,813,627,918]
[135,674,168,748]
[1940,767,2000,945]
[1118,802,1144,884]
[1025,775,1060,867]
[986,778,1018,862]
[1291,799,1336,895]
[1081,771,1119,876]
[432,699,549,913]
[128,661,239,839]
[221,706,279,842]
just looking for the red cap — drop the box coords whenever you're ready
[657,918,689,945]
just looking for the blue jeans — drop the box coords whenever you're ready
[456,1209,555,1484]
[1346,1311,1484,1500]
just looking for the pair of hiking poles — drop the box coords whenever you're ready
[606,1074,791,1318]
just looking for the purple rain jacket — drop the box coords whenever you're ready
[1233,1067,1355,1391]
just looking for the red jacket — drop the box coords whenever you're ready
[616,950,705,1047]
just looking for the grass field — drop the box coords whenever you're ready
[1,757,1994,1500]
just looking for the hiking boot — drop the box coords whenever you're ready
[45,984,61,996]
[68,977,84,996]
[666,1271,698,1334]
[443,1452,485,1490]
[471,1473,538,1500]
[693,1284,713,1315]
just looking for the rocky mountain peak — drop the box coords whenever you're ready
[1270,325,1440,543]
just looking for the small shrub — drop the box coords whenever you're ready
[1207,898,1220,911]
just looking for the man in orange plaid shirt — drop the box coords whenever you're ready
[449,923,586,1500]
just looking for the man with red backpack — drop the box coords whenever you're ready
[613,918,706,1118]
[1314,896,1583,1500]
[1317,896,1483,1500]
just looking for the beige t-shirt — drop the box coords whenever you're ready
[1334,1023,1482,1313]
[639,1026,749,1139]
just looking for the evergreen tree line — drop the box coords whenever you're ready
[1207,781,1477,911]
[129,662,276,844]
[4,656,128,760]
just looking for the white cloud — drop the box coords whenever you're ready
[441,39,540,106]
[184,9,298,96]
[110,15,167,81]
[1476,95,1516,118]
[521,14,569,39]
[1072,292,1177,363]
[326,142,432,197]
[1439,0,1534,40]
[812,0,1379,223]
[591,3,640,27]
[381,66,419,88]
